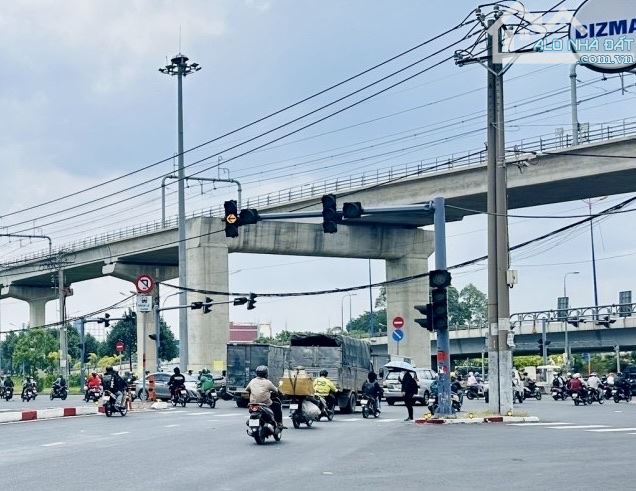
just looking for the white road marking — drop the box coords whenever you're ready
[548,425,609,430]
[41,442,65,447]
[164,424,180,428]
[111,431,130,436]
[216,413,243,417]
[507,422,572,426]
[339,418,360,422]
[586,427,636,433]
[186,412,209,416]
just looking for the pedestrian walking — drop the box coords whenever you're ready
[401,371,418,421]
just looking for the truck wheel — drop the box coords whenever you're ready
[349,393,357,414]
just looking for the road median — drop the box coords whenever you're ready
[0,406,99,424]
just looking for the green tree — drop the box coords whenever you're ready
[346,310,387,335]
[104,314,137,370]
[1,331,19,373]
[375,286,386,309]
[459,284,488,327]
[12,329,57,375]
[83,333,100,363]
[158,318,178,361]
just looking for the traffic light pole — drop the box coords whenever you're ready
[541,318,548,366]
[433,197,452,417]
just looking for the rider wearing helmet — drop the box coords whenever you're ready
[168,367,186,401]
[313,369,338,413]
[103,366,127,407]
[245,366,284,428]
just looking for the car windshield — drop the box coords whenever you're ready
[385,371,403,381]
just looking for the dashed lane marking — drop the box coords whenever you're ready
[164,424,180,428]
[586,427,636,433]
[507,422,572,426]
[216,413,244,417]
[41,442,65,447]
[548,425,609,430]
[111,431,130,436]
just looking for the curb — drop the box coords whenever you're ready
[0,406,98,424]
[415,415,540,425]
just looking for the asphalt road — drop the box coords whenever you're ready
[0,394,97,412]
[0,397,634,491]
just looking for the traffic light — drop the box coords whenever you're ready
[224,200,239,238]
[149,334,157,341]
[596,316,616,328]
[247,293,257,310]
[233,297,248,306]
[98,313,111,327]
[414,304,434,332]
[429,270,451,331]
[203,297,213,314]
[342,202,363,219]
[239,208,260,226]
[191,301,203,310]
[429,270,452,289]
[321,194,339,233]
[537,337,552,355]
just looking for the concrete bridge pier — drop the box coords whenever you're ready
[386,255,430,368]
[0,285,61,328]
[103,262,178,377]
[185,221,229,373]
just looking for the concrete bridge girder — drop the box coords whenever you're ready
[184,217,435,372]
[0,285,67,328]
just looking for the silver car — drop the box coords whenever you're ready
[382,368,438,406]
[136,372,199,402]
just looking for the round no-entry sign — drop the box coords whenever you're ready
[392,316,405,329]
[115,340,125,353]
[135,274,155,294]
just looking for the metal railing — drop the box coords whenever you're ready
[3,118,636,268]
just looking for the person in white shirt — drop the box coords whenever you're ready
[466,372,478,387]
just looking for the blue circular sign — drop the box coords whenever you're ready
[392,330,405,342]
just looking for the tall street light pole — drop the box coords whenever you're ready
[562,271,579,368]
[582,197,605,318]
[159,54,201,371]
[341,293,357,331]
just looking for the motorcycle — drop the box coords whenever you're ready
[601,383,613,400]
[588,387,604,404]
[289,396,321,428]
[50,385,68,401]
[21,386,37,402]
[0,386,13,401]
[572,390,592,406]
[102,390,128,417]
[361,395,380,419]
[613,386,632,403]
[85,386,103,402]
[171,386,188,407]
[197,389,218,409]
[316,395,335,422]
[428,391,463,414]
[523,383,542,401]
[246,401,282,444]
[550,386,568,401]
[465,384,486,400]
[513,381,524,404]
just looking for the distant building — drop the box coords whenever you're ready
[229,322,258,343]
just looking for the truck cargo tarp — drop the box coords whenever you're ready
[290,334,371,370]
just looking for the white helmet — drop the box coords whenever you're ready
[591,372,597,377]
[574,373,581,379]
[468,372,473,377]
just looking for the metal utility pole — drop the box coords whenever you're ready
[58,263,68,378]
[159,54,201,371]
[541,318,548,366]
[586,199,600,318]
[570,64,579,145]
[433,197,452,417]
[562,271,579,368]
[368,259,375,337]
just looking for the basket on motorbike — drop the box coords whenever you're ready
[279,368,315,396]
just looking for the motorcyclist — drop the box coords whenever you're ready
[606,372,616,386]
[587,372,601,396]
[53,374,67,395]
[245,365,284,429]
[3,375,14,389]
[85,371,102,399]
[569,373,587,398]
[552,372,566,388]
[103,366,127,408]
[361,371,383,415]
[197,369,216,400]
[21,376,37,399]
[168,367,186,402]
[466,372,478,387]
[313,369,337,414]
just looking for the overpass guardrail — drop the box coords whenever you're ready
[2,117,636,268]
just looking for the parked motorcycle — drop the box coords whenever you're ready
[428,391,463,414]
[50,385,68,401]
[289,396,321,428]
[246,401,282,444]
[550,386,568,401]
[361,395,380,419]
[102,390,127,417]
[171,386,188,408]
[197,389,218,409]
